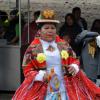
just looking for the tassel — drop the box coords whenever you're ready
[88,40,96,58]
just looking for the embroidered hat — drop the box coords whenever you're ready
[36,9,60,24]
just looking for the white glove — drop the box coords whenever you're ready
[35,70,46,81]
[96,35,100,48]
[69,64,79,75]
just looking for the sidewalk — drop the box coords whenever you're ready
[0,91,14,100]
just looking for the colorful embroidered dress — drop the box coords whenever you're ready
[40,40,68,99]
[12,36,100,100]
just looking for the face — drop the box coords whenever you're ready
[74,10,81,20]
[33,15,39,21]
[9,15,15,20]
[94,21,100,33]
[63,35,71,44]
[94,21,100,28]
[66,16,74,26]
[39,23,56,42]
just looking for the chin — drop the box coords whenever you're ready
[42,36,55,42]
[47,39,54,42]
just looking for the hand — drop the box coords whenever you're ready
[68,64,79,76]
[35,70,46,81]
[68,66,76,76]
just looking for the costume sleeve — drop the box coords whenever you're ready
[67,47,80,66]
[22,43,47,82]
[60,38,80,67]
[22,45,38,78]
[65,48,80,76]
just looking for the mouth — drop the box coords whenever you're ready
[45,35,53,38]
[47,33,53,36]
[45,33,54,37]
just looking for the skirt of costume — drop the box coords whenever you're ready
[12,71,100,100]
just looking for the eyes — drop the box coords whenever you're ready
[42,25,56,30]
[44,26,56,30]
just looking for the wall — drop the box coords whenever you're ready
[0,0,100,29]
[28,0,100,29]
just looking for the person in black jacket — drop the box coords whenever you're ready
[59,13,82,56]
[72,7,87,31]
[4,9,25,45]
[0,10,9,39]
[91,19,100,34]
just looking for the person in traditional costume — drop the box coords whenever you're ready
[12,9,100,100]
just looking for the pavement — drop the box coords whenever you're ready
[0,92,14,100]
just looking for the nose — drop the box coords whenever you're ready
[48,28,53,31]
[47,29,54,34]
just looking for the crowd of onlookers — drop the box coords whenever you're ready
[0,9,25,45]
[0,7,100,85]
[0,7,100,46]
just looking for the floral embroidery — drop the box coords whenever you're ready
[22,53,31,66]
[36,53,46,63]
[61,50,69,60]
[42,9,55,19]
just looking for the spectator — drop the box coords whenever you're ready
[91,19,100,84]
[0,10,9,39]
[72,7,87,30]
[22,10,40,44]
[75,30,100,83]
[59,13,82,56]
[4,9,25,45]
[91,19,100,34]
